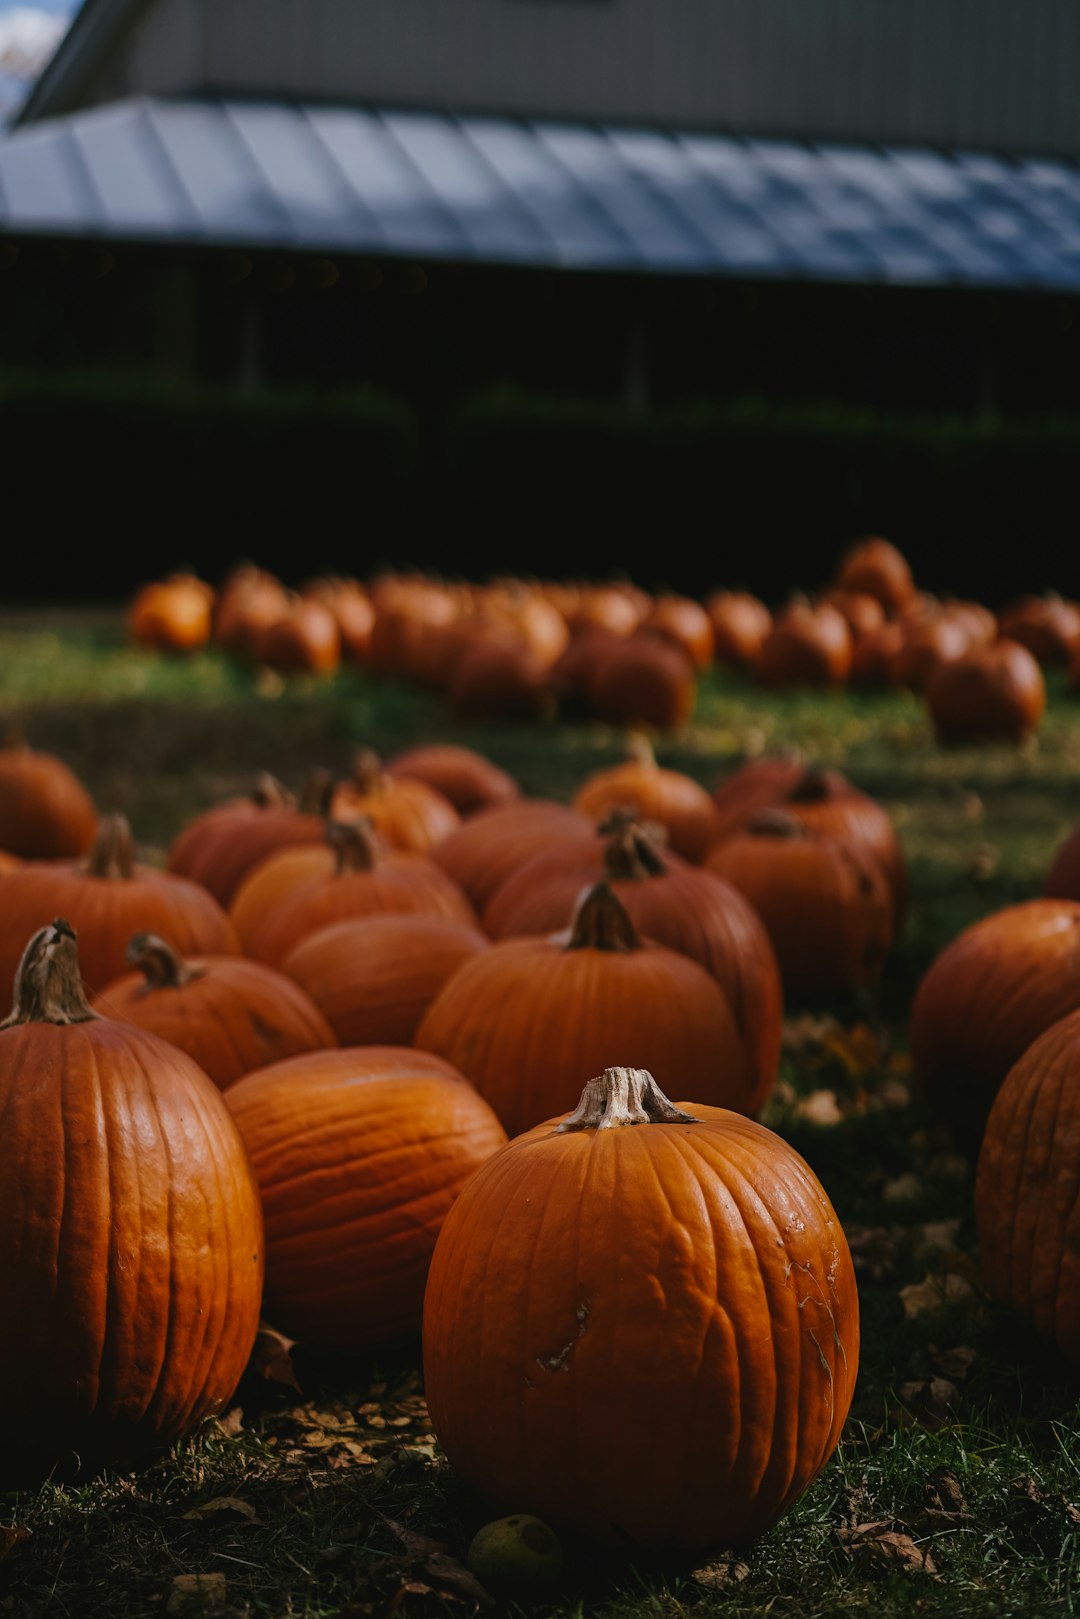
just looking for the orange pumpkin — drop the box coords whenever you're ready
[129,572,214,653]
[0,737,97,859]
[432,800,594,912]
[998,594,1080,668]
[1046,826,1080,903]
[368,578,459,679]
[824,589,886,643]
[231,821,476,966]
[849,621,906,688]
[423,1065,858,1549]
[0,920,263,1468]
[225,1046,506,1347]
[910,900,1080,1123]
[835,535,914,614]
[256,598,340,676]
[588,635,697,730]
[167,773,328,907]
[707,813,893,994]
[976,1011,1080,1359]
[94,933,337,1090]
[711,756,806,846]
[302,577,376,664]
[484,814,781,1114]
[451,640,553,721]
[641,595,715,669]
[0,815,239,997]
[331,750,460,852]
[567,586,642,640]
[706,591,772,670]
[214,565,290,657]
[759,600,852,688]
[927,639,1046,744]
[416,882,751,1137]
[892,613,975,691]
[574,739,720,863]
[385,745,519,817]
[281,914,489,1047]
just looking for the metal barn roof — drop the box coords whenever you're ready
[1,97,1079,288]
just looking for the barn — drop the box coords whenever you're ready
[1,0,1079,595]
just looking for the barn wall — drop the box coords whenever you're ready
[70,0,1080,156]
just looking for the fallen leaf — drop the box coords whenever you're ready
[897,1377,958,1430]
[929,1345,977,1382]
[0,1525,29,1563]
[900,1273,977,1320]
[837,1521,938,1576]
[846,1226,899,1279]
[925,1468,970,1518]
[214,1407,244,1439]
[1064,1502,1080,1528]
[883,1173,923,1206]
[247,1323,301,1393]
[796,1089,844,1126]
[182,1496,261,1525]
[692,1560,750,1589]
[380,1516,493,1608]
[167,1573,227,1614]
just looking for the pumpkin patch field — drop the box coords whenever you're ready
[2,581,1080,1619]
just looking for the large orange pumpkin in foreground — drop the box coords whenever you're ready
[976,1010,1080,1360]
[94,933,337,1091]
[0,921,263,1469]
[226,1046,506,1347]
[424,1065,859,1550]
[0,737,97,859]
[416,882,749,1136]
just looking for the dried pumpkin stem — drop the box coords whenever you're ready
[299,768,335,816]
[786,767,833,806]
[351,749,385,796]
[85,813,137,880]
[251,773,295,809]
[557,1067,698,1132]
[602,819,668,882]
[1,919,99,1027]
[127,932,203,990]
[326,818,377,874]
[566,882,642,952]
[626,733,657,767]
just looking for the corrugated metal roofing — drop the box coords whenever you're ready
[1,97,1079,288]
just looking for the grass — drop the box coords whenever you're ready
[2,612,1080,1617]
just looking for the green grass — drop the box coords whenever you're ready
[3,614,1080,1618]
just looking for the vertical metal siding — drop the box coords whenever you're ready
[77,0,1080,157]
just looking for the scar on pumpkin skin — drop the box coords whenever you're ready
[537,1302,590,1371]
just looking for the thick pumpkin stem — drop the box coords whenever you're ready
[86,813,137,879]
[251,773,295,809]
[557,1067,697,1132]
[747,809,804,840]
[626,733,657,768]
[786,767,836,806]
[299,768,335,816]
[566,882,642,952]
[327,818,377,874]
[1,919,99,1027]
[601,818,668,881]
[127,933,203,990]
[351,749,385,796]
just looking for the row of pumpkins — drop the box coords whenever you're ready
[130,540,1069,740]
[1,732,1079,1554]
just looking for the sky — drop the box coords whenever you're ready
[0,0,78,120]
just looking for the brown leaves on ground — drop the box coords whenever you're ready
[900,1272,979,1321]
[379,1515,494,1609]
[259,1372,437,1479]
[837,1519,938,1576]
[894,1345,978,1431]
[245,1322,301,1394]
[691,1560,750,1590]
[775,1016,912,1124]
[0,1524,29,1563]
[837,1470,974,1578]
[181,1496,262,1525]
[167,1572,227,1614]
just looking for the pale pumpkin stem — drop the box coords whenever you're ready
[326,818,377,874]
[566,882,642,952]
[251,773,295,809]
[601,818,667,882]
[557,1067,697,1132]
[351,748,385,796]
[127,932,203,990]
[625,732,657,768]
[1,919,100,1027]
[85,813,137,879]
[299,768,335,816]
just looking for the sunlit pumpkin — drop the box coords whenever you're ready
[129,573,214,653]
[706,592,772,671]
[926,639,1045,744]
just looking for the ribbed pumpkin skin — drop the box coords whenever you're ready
[423,1099,858,1548]
[232,844,475,966]
[0,864,239,998]
[574,761,720,864]
[415,935,749,1138]
[0,747,97,859]
[711,757,806,846]
[331,774,460,854]
[168,799,326,907]
[485,853,781,1115]
[927,639,1046,744]
[910,900,1080,1120]
[94,954,337,1091]
[708,828,893,994]
[225,1047,506,1347]
[976,1012,1080,1359]
[0,1017,263,1468]
[386,746,520,817]
[432,801,594,911]
[281,915,489,1047]
[588,637,697,731]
